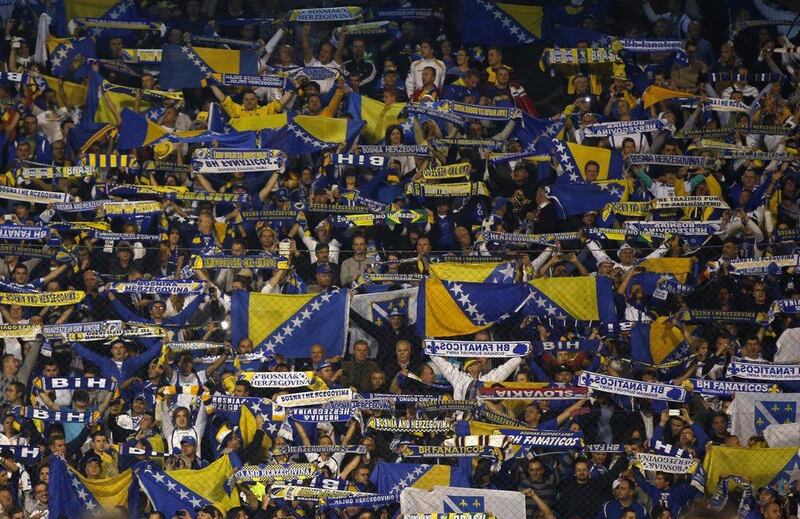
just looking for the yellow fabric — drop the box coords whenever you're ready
[65,0,117,21]
[47,35,73,53]
[195,47,245,74]
[96,87,151,125]
[428,262,506,283]
[648,316,685,364]
[529,276,601,321]
[41,75,86,107]
[71,466,133,511]
[496,3,544,37]
[639,258,693,284]
[246,292,315,345]
[239,404,271,460]
[703,173,723,220]
[566,142,614,180]
[166,454,241,513]
[423,276,491,337]
[295,115,349,143]
[221,96,282,121]
[703,446,797,495]
[643,85,693,108]
[354,94,406,143]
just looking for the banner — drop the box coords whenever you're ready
[274,388,352,408]
[93,232,162,242]
[14,406,96,423]
[191,148,285,174]
[18,165,95,179]
[103,201,163,215]
[440,101,521,121]
[619,39,687,63]
[680,98,749,112]
[165,342,225,352]
[578,371,688,402]
[477,384,588,400]
[542,47,617,66]
[405,103,466,126]
[38,377,116,391]
[406,181,489,197]
[688,378,778,398]
[357,145,429,156]
[324,493,399,509]
[500,430,583,449]
[0,185,69,204]
[0,445,40,463]
[336,21,398,37]
[289,407,352,423]
[400,445,497,459]
[248,372,314,388]
[531,339,603,355]
[400,486,523,519]
[42,321,124,341]
[583,118,671,137]
[109,280,204,294]
[635,452,696,474]
[232,464,318,483]
[278,445,366,455]
[288,7,362,22]
[676,309,766,325]
[53,200,105,212]
[331,154,388,167]
[0,323,40,339]
[421,163,471,181]
[0,244,52,258]
[368,418,451,433]
[423,339,531,358]
[0,225,49,240]
[727,255,798,276]
[0,291,85,307]
[430,138,504,150]
[193,255,289,270]
[627,154,713,167]
[727,360,800,381]
[652,197,728,210]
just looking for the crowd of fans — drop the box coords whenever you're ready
[0,0,798,518]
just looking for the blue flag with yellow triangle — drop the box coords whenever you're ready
[526,276,616,323]
[117,108,256,150]
[459,0,543,45]
[547,180,627,217]
[370,460,471,495]
[416,277,530,337]
[258,113,365,155]
[630,316,686,367]
[428,261,517,283]
[159,44,259,90]
[48,455,136,519]
[231,289,349,359]
[347,93,407,144]
[134,454,241,519]
[49,37,96,81]
[552,140,624,182]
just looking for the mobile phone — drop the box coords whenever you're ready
[668,409,681,417]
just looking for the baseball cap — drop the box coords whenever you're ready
[316,262,332,275]
[316,360,333,371]
[493,197,509,211]
[180,436,197,446]
[462,358,481,371]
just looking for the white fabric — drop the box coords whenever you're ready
[401,486,526,519]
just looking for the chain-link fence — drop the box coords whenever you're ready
[5,243,798,519]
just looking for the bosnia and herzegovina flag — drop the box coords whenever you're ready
[258,114,365,155]
[370,461,470,495]
[639,257,696,284]
[642,85,693,109]
[459,0,543,45]
[428,261,517,283]
[116,108,256,150]
[158,44,258,90]
[49,455,136,519]
[416,277,531,337]
[552,140,624,182]
[48,36,96,81]
[631,316,686,368]
[54,0,134,36]
[135,454,241,518]
[527,276,616,323]
[547,180,628,217]
[703,446,800,496]
[231,289,349,358]
[347,93,406,143]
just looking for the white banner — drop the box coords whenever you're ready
[274,388,352,408]
[249,372,314,388]
[401,486,525,519]
[635,452,696,473]
[424,340,531,358]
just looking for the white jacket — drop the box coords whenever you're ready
[431,356,522,400]
[405,58,446,95]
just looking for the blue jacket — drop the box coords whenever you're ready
[73,338,162,399]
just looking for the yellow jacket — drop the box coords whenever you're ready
[221,96,283,119]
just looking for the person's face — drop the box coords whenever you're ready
[722,241,738,259]
[614,481,633,501]
[50,438,66,456]
[179,356,193,375]
[353,237,367,254]
[260,229,275,248]
[109,38,123,56]
[456,49,468,65]
[420,365,435,383]
[764,502,783,519]
[370,371,386,388]
[574,462,590,482]
[511,166,528,185]
[175,409,190,428]
[712,415,727,434]
[316,248,330,263]
[352,39,365,59]
[242,92,258,111]
[354,343,369,362]
[12,267,27,284]
[307,95,322,113]
[93,434,108,452]
[15,143,30,161]
[396,342,410,362]
[384,71,398,87]
[496,68,509,85]
[421,68,435,86]
[753,284,767,304]
[619,248,635,265]
[655,473,668,489]
[390,127,403,144]
[679,426,696,445]
[527,461,545,482]
[278,45,293,63]
[417,238,431,254]
[585,163,599,181]
[420,42,433,59]
[524,405,541,423]
[319,42,333,63]
[34,484,47,504]
[354,467,370,484]
[86,460,101,478]
[150,302,166,320]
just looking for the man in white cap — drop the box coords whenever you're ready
[585,239,670,273]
